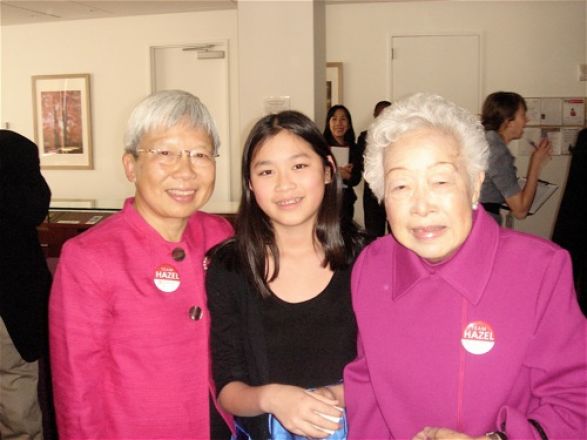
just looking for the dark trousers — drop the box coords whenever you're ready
[363,185,387,237]
[342,188,357,225]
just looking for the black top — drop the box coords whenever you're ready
[0,130,52,361]
[357,130,387,237]
[262,270,357,388]
[206,242,357,439]
[335,140,362,223]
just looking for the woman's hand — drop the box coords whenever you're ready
[339,163,353,180]
[529,137,552,173]
[262,384,343,438]
[412,427,487,440]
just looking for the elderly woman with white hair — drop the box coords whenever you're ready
[50,90,234,439]
[344,94,586,440]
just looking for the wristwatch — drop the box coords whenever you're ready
[486,432,508,440]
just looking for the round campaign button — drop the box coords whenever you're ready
[153,264,181,293]
[461,321,495,355]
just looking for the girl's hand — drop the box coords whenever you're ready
[412,427,487,440]
[263,384,343,438]
[311,384,344,407]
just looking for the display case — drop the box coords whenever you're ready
[38,199,238,257]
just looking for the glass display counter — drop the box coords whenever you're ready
[39,198,238,257]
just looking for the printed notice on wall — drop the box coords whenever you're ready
[519,127,541,156]
[540,98,563,126]
[562,98,585,126]
[264,96,290,115]
[520,126,573,156]
[525,98,541,126]
[561,127,581,154]
[542,127,562,155]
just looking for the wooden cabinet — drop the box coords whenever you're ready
[38,210,116,257]
[38,200,238,258]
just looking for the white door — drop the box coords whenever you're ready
[390,34,481,114]
[151,42,231,203]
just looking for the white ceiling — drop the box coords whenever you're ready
[0,1,239,26]
[0,0,563,25]
[0,0,420,26]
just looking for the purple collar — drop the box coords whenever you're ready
[391,207,500,305]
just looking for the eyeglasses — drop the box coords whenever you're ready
[136,148,218,168]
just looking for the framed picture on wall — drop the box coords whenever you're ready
[32,73,93,169]
[326,62,343,111]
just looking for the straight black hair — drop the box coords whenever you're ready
[229,110,364,298]
[323,105,356,147]
[481,92,527,131]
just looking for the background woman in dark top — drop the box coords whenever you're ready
[323,105,361,224]
[206,111,367,439]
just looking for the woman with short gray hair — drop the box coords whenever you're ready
[364,93,488,201]
[50,90,234,439]
[345,93,586,440]
[124,89,221,156]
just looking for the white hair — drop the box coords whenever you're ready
[364,93,489,201]
[124,90,220,155]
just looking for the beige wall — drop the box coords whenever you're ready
[236,0,326,197]
[1,1,585,238]
[326,0,586,238]
[1,9,239,202]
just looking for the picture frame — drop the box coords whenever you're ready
[32,73,93,169]
[326,62,343,110]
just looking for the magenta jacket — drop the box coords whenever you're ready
[345,208,586,439]
[50,199,233,439]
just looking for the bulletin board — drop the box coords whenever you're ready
[520,97,586,156]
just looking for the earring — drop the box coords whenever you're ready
[472,201,479,210]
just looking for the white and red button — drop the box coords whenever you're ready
[461,321,495,355]
[153,264,181,293]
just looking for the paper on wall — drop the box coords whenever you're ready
[562,98,585,126]
[540,98,563,126]
[525,98,541,126]
[519,127,541,156]
[561,127,581,154]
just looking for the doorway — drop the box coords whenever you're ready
[151,42,231,203]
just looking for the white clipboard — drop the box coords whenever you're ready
[330,145,350,167]
[519,177,559,215]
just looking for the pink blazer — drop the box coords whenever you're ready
[50,199,234,439]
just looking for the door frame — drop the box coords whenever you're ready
[148,40,233,201]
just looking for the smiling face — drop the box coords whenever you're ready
[329,109,350,144]
[123,122,216,238]
[383,127,483,263]
[249,130,331,235]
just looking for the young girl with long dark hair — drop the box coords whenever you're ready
[206,111,367,439]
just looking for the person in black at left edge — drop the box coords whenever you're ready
[0,129,52,440]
